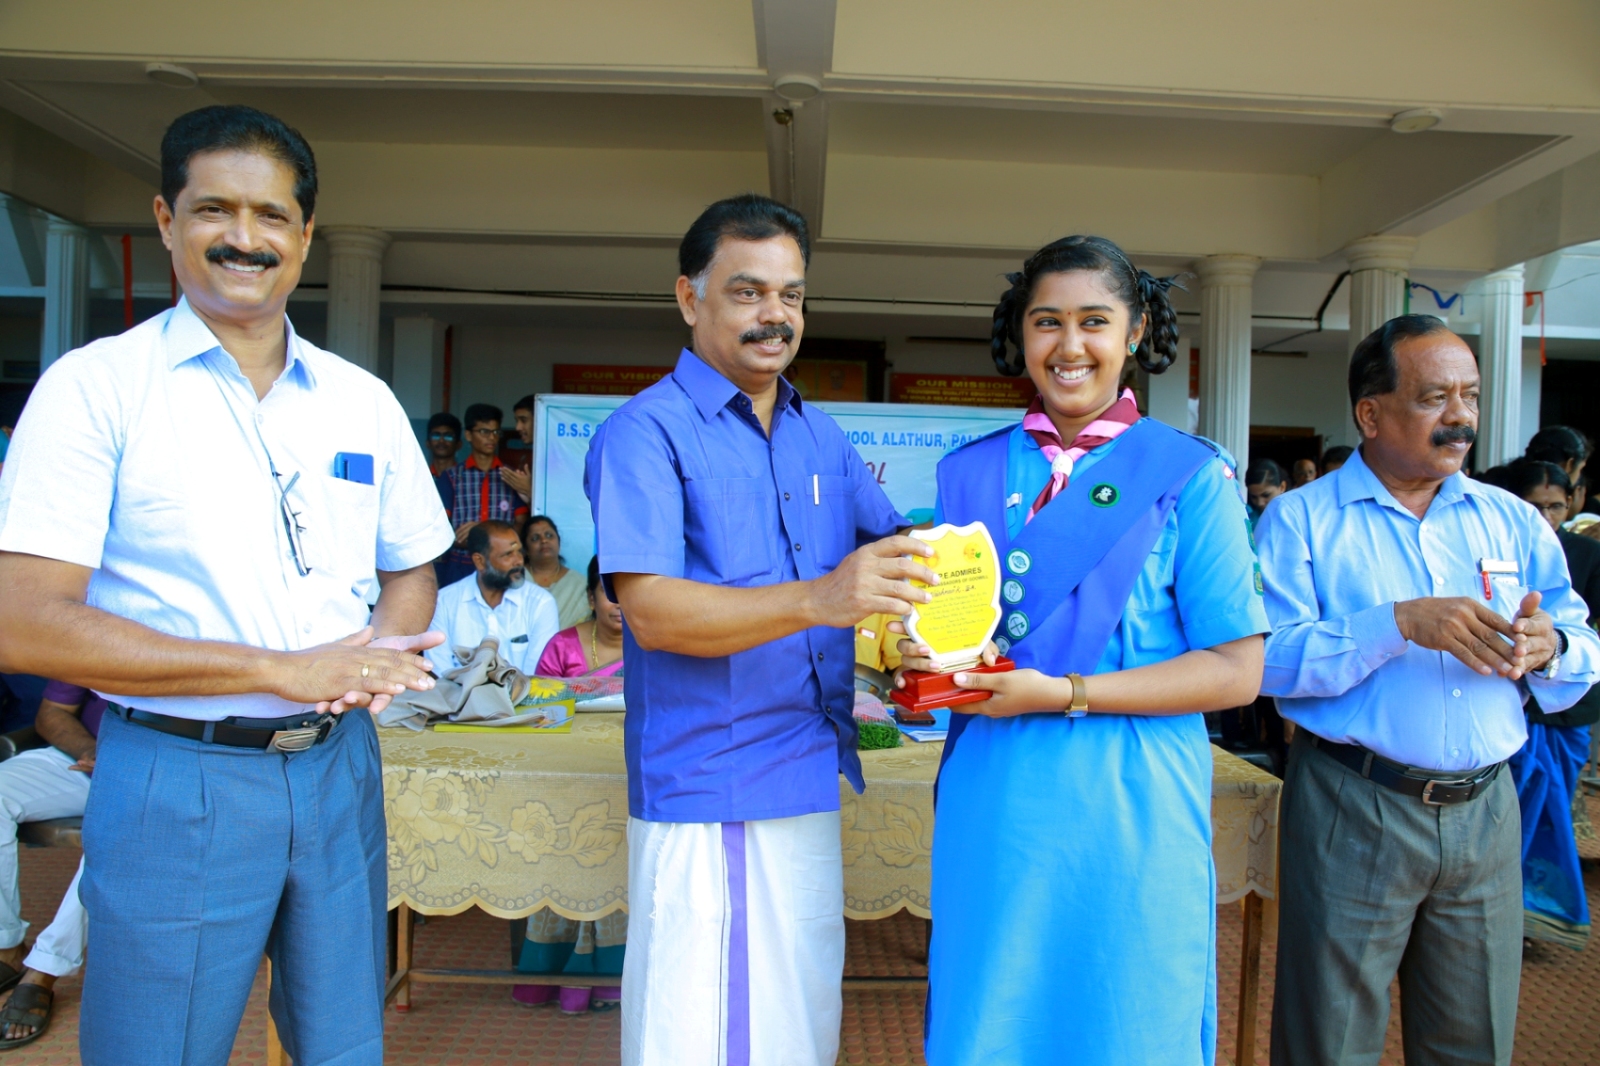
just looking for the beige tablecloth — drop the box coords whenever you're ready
[381,718,1280,921]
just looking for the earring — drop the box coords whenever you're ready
[1128,342,1138,355]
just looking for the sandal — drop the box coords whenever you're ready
[0,983,51,1049]
[0,962,20,998]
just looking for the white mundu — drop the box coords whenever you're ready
[622,811,844,1066]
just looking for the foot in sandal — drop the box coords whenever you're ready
[0,971,56,1047]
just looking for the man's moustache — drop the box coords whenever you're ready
[739,324,794,345]
[1431,425,1476,447]
[205,245,281,269]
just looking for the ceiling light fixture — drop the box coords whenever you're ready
[772,75,822,103]
[1389,108,1442,134]
[145,62,199,89]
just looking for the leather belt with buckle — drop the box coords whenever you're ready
[112,705,341,753]
[1309,735,1502,805]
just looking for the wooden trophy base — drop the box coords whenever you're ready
[890,657,1015,724]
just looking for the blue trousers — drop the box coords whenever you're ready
[80,708,389,1066]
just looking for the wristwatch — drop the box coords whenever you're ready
[1065,673,1089,718]
[1533,629,1568,679]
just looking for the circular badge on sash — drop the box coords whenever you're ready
[1005,611,1030,640]
[1002,579,1024,605]
[995,636,1011,655]
[1090,483,1119,507]
[1006,549,1032,575]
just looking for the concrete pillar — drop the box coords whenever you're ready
[40,219,90,372]
[323,227,390,374]
[1194,255,1260,468]
[391,315,448,420]
[1344,235,1418,354]
[1476,265,1526,470]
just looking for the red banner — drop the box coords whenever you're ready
[551,364,673,396]
[889,373,1035,408]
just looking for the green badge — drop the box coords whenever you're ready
[1002,579,1025,605]
[1090,483,1119,507]
[1006,549,1032,575]
[1005,611,1030,639]
[1253,562,1265,595]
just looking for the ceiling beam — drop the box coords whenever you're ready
[752,0,834,233]
[0,78,159,186]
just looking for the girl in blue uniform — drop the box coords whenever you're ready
[897,236,1269,1066]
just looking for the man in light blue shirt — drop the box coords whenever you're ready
[426,520,560,677]
[0,107,450,1065]
[1257,315,1599,1066]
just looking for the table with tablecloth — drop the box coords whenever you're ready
[378,716,1281,1060]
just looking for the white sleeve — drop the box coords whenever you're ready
[0,355,122,568]
[424,585,456,677]
[374,387,454,573]
[528,589,561,667]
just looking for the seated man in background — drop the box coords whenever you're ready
[0,681,103,1047]
[435,404,528,587]
[1245,457,1289,527]
[426,521,559,679]
[426,412,462,478]
[1291,457,1318,488]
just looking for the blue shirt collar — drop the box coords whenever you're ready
[163,297,315,388]
[1336,444,1483,514]
[672,348,802,423]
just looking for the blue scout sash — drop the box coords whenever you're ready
[934,417,1218,764]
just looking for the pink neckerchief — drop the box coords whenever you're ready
[1022,388,1142,523]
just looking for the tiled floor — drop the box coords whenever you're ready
[3,794,1597,1064]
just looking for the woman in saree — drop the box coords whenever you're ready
[534,556,624,679]
[1497,458,1596,948]
[512,557,625,1013]
[897,235,1269,1066]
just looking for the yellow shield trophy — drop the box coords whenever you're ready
[889,521,1015,723]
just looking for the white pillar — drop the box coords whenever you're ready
[1344,235,1418,354]
[391,315,448,419]
[40,219,90,372]
[1476,265,1525,470]
[323,227,390,374]
[1194,255,1260,468]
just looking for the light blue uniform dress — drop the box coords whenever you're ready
[925,425,1269,1066]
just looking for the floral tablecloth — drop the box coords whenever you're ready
[381,718,1280,920]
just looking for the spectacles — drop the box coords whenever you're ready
[468,426,501,436]
[273,469,312,577]
[428,432,457,442]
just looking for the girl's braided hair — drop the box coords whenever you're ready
[990,235,1184,377]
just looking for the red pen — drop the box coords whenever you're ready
[1478,558,1518,603]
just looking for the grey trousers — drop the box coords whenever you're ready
[1271,729,1522,1066]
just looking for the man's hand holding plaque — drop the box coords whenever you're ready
[889,522,1016,724]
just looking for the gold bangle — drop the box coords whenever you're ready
[1066,673,1088,717]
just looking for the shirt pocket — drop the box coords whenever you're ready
[810,474,857,571]
[301,475,381,581]
[683,477,779,585]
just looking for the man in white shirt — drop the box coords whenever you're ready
[428,520,560,677]
[0,105,451,1065]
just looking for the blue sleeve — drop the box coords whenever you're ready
[1256,494,1409,699]
[850,450,905,545]
[585,412,686,582]
[1172,457,1271,651]
[1525,513,1600,712]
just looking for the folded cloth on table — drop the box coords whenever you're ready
[377,639,543,731]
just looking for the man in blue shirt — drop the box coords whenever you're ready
[585,195,934,1066]
[1257,315,1600,1066]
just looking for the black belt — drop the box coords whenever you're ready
[112,705,340,753]
[1309,735,1503,805]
